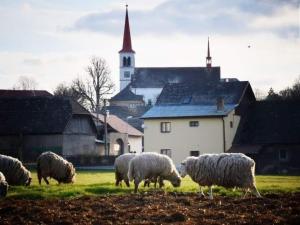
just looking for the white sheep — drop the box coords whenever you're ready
[0,171,8,197]
[114,153,136,187]
[128,152,181,193]
[180,153,261,199]
[37,151,76,184]
[0,154,32,186]
[115,153,165,188]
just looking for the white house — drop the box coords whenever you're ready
[141,81,256,165]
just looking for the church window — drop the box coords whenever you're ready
[123,57,127,67]
[127,57,131,66]
[124,71,130,78]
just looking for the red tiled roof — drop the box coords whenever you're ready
[119,6,135,53]
[92,113,143,136]
[0,89,52,97]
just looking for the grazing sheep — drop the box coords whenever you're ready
[180,153,261,199]
[37,151,76,185]
[0,154,32,186]
[128,152,181,193]
[114,153,136,187]
[0,172,8,197]
[115,153,164,188]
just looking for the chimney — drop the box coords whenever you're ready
[216,97,224,111]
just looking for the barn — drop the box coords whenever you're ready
[0,96,98,163]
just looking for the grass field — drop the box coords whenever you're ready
[7,170,300,199]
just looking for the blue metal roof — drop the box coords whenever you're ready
[141,104,237,119]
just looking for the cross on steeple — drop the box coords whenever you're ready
[206,37,212,68]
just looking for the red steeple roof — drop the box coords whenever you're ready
[206,37,212,68]
[119,5,135,53]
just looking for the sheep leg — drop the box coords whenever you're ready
[115,171,122,186]
[143,179,150,187]
[154,179,157,188]
[251,186,261,198]
[158,177,164,188]
[124,178,130,187]
[38,174,42,185]
[208,186,213,199]
[242,188,249,198]
[43,177,50,185]
[134,179,140,193]
[198,185,205,197]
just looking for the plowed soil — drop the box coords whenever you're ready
[0,191,299,225]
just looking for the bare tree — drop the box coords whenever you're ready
[72,57,115,111]
[13,75,38,90]
[53,82,84,104]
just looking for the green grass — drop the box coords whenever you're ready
[6,170,300,199]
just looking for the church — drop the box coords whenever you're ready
[108,6,238,130]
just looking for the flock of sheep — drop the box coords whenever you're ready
[0,152,76,197]
[0,151,261,199]
[115,152,261,198]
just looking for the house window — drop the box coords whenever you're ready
[160,122,171,133]
[190,151,200,157]
[230,121,233,128]
[161,149,172,158]
[189,121,199,127]
[279,149,287,160]
[124,71,130,78]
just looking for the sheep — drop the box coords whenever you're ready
[0,172,8,197]
[37,151,76,185]
[115,153,165,188]
[114,153,136,187]
[128,152,181,193]
[179,153,261,199]
[0,154,32,186]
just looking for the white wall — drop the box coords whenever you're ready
[128,135,143,153]
[132,87,162,105]
[143,111,240,165]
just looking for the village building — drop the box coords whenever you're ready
[92,113,143,155]
[0,89,52,97]
[231,100,300,174]
[142,81,255,165]
[0,96,98,163]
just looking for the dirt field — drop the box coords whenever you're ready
[0,191,299,225]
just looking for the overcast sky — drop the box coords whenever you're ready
[0,0,299,96]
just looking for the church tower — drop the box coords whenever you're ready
[206,37,212,68]
[119,5,135,91]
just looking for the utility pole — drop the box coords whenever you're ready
[103,99,108,156]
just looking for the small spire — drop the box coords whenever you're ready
[206,37,212,68]
[119,5,135,53]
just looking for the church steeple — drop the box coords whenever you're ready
[119,5,135,91]
[119,5,135,53]
[206,37,212,68]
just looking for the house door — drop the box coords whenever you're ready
[115,138,124,155]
